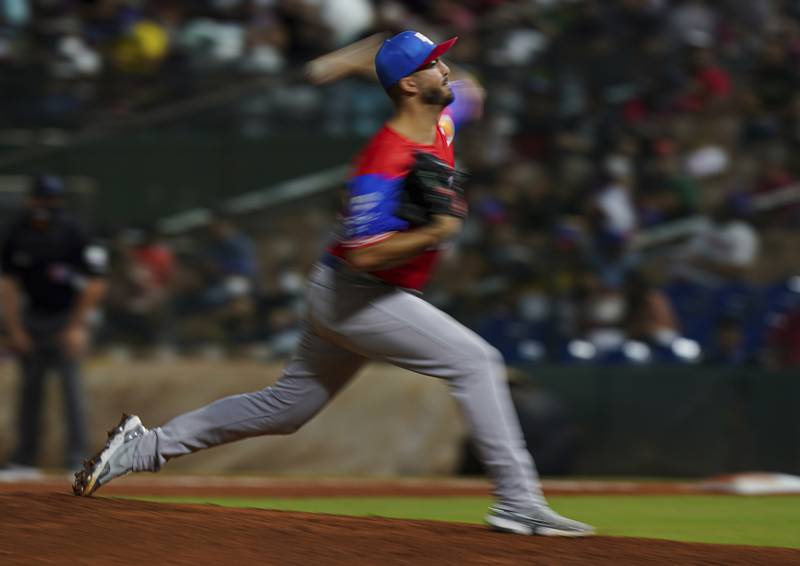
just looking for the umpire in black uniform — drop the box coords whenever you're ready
[0,175,107,471]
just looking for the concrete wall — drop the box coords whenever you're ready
[0,359,466,474]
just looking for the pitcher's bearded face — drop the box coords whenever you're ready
[421,81,454,106]
[415,59,454,106]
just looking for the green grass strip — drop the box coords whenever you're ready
[127,495,800,549]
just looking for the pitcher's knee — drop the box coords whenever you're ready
[266,403,322,434]
[453,341,505,377]
[251,388,319,435]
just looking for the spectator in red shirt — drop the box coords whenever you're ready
[104,228,175,354]
[131,228,175,292]
[674,47,731,112]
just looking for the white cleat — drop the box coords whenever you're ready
[486,505,595,537]
[72,413,146,496]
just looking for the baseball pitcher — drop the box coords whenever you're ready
[73,30,594,537]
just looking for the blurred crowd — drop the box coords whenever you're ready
[2,0,800,367]
[100,209,316,360]
[0,0,381,128]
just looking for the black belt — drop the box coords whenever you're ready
[318,252,394,289]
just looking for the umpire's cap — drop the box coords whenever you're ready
[375,31,457,90]
[30,175,65,198]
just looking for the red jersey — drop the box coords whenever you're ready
[328,82,477,291]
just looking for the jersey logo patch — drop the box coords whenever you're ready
[438,114,455,146]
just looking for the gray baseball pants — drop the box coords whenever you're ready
[133,263,545,510]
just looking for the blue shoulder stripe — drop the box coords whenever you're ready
[343,174,410,241]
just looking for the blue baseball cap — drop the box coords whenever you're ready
[375,31,457,90]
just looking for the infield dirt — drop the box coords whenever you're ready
[2,492,799,565]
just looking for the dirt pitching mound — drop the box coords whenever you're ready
[0,475,703,497]
[2,493,799,565]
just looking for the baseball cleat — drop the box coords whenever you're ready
[486,506,595,537]
[72,413,146,497]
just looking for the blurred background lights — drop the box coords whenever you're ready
[623,341,651,363]
[671,338,702,362]
[568,340,596,361]
[518,340,545,362]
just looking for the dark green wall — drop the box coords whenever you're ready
[1,133,365,225]
[521,367,800,477]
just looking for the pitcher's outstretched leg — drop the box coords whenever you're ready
[74,324,364,496]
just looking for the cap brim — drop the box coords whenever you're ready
[418,37,458,69]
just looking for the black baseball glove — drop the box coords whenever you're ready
[396,152,467,226]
